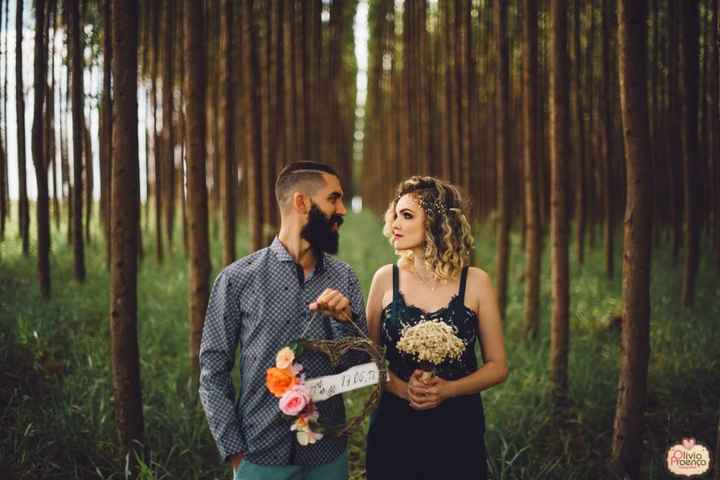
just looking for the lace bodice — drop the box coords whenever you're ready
[380,265,480,382]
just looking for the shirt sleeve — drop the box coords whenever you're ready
[345,268,369,338]
[198,270,246,461]
[334,267,371,367]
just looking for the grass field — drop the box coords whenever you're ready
[1,207,718,479]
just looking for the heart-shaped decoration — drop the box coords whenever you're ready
[682,438,695,450]
[298,336,387,437]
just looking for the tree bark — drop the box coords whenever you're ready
[16,0,29,256]
[49,4,59,232]
[494,0,511,320]
[0,0,5,241]
[611,2,652,478]
[522,0,540,339]
[71,0,85,281]
[681,0,701,307]
[220,0,236,265]
[84,117,93,244]
[549,0,571,406]
[573,0,587,264]
[110,0,144,460]
[163,0,176,251]
[261,0,276,246]
[101,0,113,269]
[32,0,50,297]
[185,0,211,383]
[245,0,264,252]
[152,0,163,262]
[601,0,616,280]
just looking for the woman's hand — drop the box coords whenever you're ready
[407,369,454,410]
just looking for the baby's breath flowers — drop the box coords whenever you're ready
[396,319,465,371]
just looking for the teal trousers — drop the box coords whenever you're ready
[233,451,348,480]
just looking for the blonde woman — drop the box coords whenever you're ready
[364,176,508,479]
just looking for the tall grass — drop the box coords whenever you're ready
[1,207,718,479]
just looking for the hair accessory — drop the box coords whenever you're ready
[395,192,456,218]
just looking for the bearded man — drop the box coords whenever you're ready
[199,162,368,480]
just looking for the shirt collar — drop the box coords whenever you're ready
[270,237,325,274]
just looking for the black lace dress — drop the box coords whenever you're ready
[365,265,487,480]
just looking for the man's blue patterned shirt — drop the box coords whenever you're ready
[199,237,368,466]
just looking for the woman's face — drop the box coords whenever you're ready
[391,194,426,251]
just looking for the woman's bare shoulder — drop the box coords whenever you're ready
[466,267,495,301]
[371,264,395,286]
[467,266,491,285]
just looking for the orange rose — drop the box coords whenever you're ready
[266,367,297,398]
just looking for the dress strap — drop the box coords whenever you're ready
[458,266,470,302]
[392,264,400,324]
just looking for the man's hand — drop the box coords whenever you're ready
[308,288,352,322]
[229,452,244,470]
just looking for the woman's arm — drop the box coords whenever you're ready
[409,268,508,409]
[366,265,410,401]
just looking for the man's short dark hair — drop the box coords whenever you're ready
[275,162,339,208]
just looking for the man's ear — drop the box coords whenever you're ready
[292,192,309,214]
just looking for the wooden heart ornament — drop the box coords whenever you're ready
[266,319,386,445]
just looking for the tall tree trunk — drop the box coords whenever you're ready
[494,0,511,319]
[245,0,264,252]
[220,0,236,266]
[442,0,454,181]
[84,117,93,244]
[0,0,5,241]
[681,0,701,307]
[611,2,652,478]
[522,0,540,339]
[666,0,683,263]
[713,0,720,274]
[573,0,587,264]
[110,0,144,462]
[71,0,85,282]
[585,0,597,253]
[32,0,50,298]
[453,0,465,183]
[261,0,277,246]
[152,0,163,262]
[49,3,59,232]
[276,0,287,170]
[163,0,176,252]
[176,0,187,255]
[61,54,72,246]
[185,0,211,382]
[16,0,29,256]
[1,0,6,234]
[102,0,113,268]
[602,0,616,280]
[549,0,571,406]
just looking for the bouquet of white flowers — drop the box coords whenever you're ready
[396,319,465,379]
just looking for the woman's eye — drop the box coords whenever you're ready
[403,213,413,220]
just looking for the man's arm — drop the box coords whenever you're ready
[198,270,245,462]
[343,268,369,338]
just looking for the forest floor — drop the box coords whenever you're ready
[1,208,718,479]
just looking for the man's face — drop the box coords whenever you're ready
[300,174,346,255]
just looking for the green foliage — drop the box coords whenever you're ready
[1,209,718,478]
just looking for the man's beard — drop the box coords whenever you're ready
[301,203,343,256]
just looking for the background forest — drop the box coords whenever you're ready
[1,0,719,479]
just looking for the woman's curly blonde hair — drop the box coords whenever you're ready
[383,176,475,281]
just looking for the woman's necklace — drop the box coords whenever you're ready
[414,267,439,292]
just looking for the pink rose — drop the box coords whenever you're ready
[279,386,310,416]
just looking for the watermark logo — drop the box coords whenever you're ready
[666,438,711,477]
